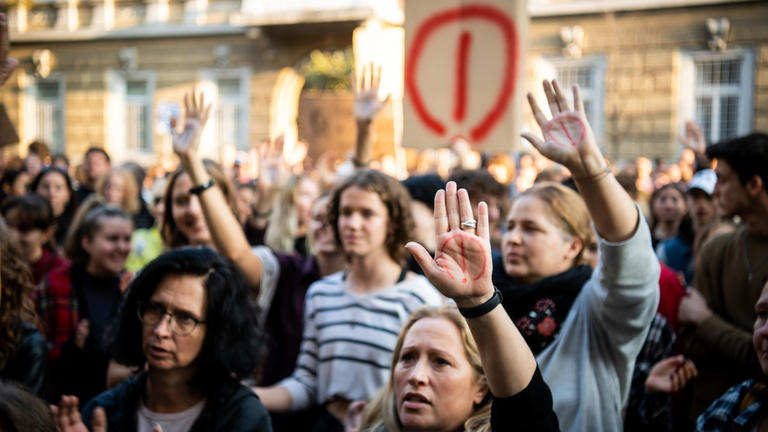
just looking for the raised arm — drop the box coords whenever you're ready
[0,13,19,87]
[351,62,390,169]
[522,80,637,242]
[172,92,263,291]
[406,181,537,398]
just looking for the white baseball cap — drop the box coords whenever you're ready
[687,169,717,196]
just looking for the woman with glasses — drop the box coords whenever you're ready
[52,247,272,431]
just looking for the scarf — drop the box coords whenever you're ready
[492,257,592,354]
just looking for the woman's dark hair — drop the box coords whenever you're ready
[0,225,41,369]
[401,174,445,210]
[0,381,56,432]
[0,169,28,202]
[29,167,77,217]
[64,196,132,267]
[111,247,261,389]
[0,193,55,233]
[161,160,239,249]
[328,169,415,265]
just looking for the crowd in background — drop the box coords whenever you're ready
[2,12,768,432]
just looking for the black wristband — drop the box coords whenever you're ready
[458,288,503,319]
[189,179,215,195]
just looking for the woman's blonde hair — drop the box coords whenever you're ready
[265,174,314,254]
[359,305,491,432]
[514,181,592,266]
[95,167,139,214]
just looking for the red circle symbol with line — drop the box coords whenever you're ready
[436,234,487,283]
[405,5,519,143]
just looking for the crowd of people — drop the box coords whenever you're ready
[2,12,768,432]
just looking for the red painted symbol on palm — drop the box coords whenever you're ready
[542,113,587,148]
[435,233,487,283]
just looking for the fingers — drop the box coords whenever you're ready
[543,80,560,117]
[405,241,437,278]
[372,63,382,90]
[572,85,584,113]
[521,132,546,152]
[349,72,357,95]
[434,189,448,234]
[445,181,460,231]
[457,188,474,228]
[552,79,571,112]
[183,92,190,115]
[477,201,490,241]
[93,406,108,432]
[526,92,548,128]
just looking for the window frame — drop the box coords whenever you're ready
[106,69,156,164]
[21,72,67,154]
[536,55,606,142]
[198,67,251,154]
[678,48,755,144]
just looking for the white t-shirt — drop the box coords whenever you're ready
[137,399,206,432]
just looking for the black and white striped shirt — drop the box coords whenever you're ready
[279,271,443,409]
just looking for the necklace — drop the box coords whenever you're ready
[743,230,768,283]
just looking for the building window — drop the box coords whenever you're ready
[125,78,153,152]
[33,77,65,153]
[106,70,155,163]
[537,56,605,140]
[199,68,250,153]
[215,76,245,150]
[680,49,754,143]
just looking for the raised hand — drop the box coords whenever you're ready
[678,120,706,154]
[522,80,607,179]
[351,62,391,122]
[406,181,493,307]
[172,91,211,159]
[645,355,698,393]
[51,396,108,432]
[256,135,288,191]
[0,13,19,87]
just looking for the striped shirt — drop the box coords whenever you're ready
[279,271,443,410]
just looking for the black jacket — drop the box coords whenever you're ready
[0,321,49,399]
[82,372,272,431]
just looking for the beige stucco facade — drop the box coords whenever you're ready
[1,0,767,165]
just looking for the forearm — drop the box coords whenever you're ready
[252,385,293,412]
[354,119,373,167]
[465,294,537,398]
[179,154,263,289]
[575,172,638,243]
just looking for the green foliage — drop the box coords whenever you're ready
[301,49,354,91]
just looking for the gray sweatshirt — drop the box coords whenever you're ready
[537,211,660,432]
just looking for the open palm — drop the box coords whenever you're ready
[406,182,493,305]
[172,92,210,159]
[522,80,606,179]
[351,62,390,122]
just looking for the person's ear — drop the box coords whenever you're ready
[81,235,94,256]
[746,175,764,198]
[473,384,489,406]
[565,236,583,261]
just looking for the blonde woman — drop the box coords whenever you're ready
[264,174,320,256]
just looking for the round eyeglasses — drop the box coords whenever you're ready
[138,302,206,336]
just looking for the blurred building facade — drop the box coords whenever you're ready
[0,0,766,165]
